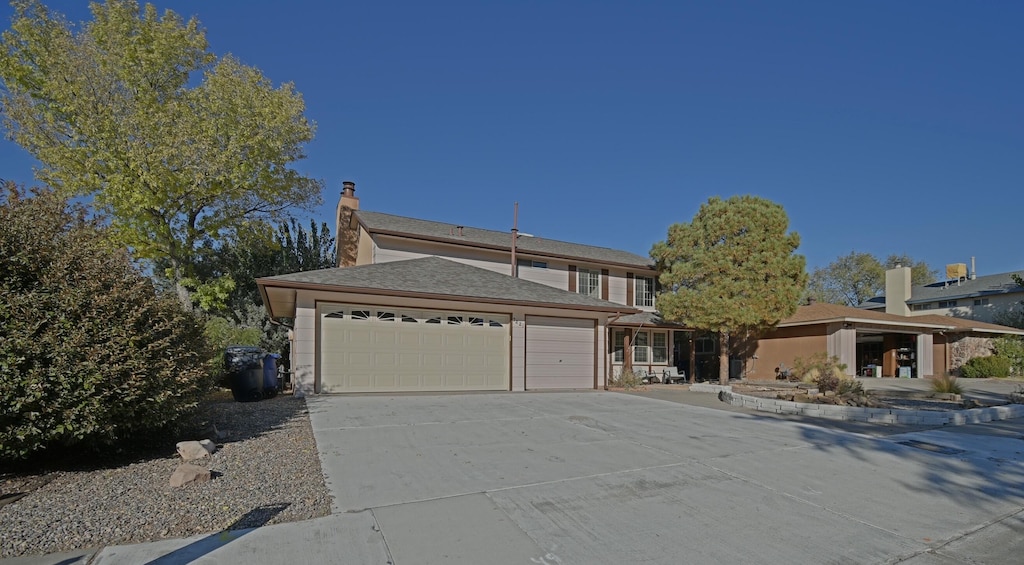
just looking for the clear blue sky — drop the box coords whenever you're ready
[2,1,1022,276]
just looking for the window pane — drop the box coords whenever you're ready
[636,276,655,307]
[613,331,624,362]
[578,268,599,297]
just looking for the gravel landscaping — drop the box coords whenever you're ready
[0,392,331,558]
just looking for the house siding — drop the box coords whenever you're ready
[370,234,653,309]
[747,326,828,381]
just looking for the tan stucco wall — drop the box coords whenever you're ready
[747,326,828,381]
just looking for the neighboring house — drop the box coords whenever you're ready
[861,265,1024,324]
[258,182,696,395]
[747,301,1024,380]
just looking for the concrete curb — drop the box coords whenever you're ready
[689,383,733,394]
[717,390,1024,425]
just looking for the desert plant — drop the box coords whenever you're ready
[793,352,848,384]
[836,379,864,396]
[931,374,964,395]
[610,369,644,390]
[959,355,1012,378]
[0,185,213,461]
[814,372,841,393]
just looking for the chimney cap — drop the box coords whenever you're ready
[341,180,356,198]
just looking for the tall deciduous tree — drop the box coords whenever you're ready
[651,196,807,384]
[0,0,322,301]
[807,252,938,306]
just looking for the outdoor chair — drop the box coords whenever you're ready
[635,368,660,384]
[662,367,687,384]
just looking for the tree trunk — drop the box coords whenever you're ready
[689,332,696,384]
[719,330,730,385]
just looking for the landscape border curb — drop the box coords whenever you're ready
[716,390,1024,425]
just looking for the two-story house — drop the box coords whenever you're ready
[257,182,691,395]
[860,263,1024,324]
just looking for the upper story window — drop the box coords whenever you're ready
[938,300,957,308]
[578,268,600,297]
[911,303,934,311]
[517,258,548,269]
[635,276,655,307]
[974,298,990,306]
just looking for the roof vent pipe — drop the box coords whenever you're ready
[971,256,976,280]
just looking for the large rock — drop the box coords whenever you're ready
[169,464,211,487]
[176,440,213,461]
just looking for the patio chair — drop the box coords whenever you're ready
[662,367,687,384]
[636,368,660,384]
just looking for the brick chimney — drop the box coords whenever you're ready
[335,181,360,267]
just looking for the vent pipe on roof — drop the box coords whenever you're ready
[971,256,976,280]
[511,202,519,277]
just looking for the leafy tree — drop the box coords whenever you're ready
[883,254,937,286]
[651,195,807,384]
[808,252,938,306]
[185,218,335,361]
[0,182,211,460]
[0,0,322,302]
[806,251,882,306]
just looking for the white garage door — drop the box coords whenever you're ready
[525,316,595,389]
[319,305,509,393]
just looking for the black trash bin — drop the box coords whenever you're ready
[225,346,264,402]
[262,353,281,398]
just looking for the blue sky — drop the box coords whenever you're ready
[2,1,1022,276]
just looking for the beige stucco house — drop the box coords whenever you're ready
[258,182,698,395]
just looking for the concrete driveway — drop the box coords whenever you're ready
[307,391,1024,565]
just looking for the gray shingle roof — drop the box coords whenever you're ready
[258,256,637,312]
[859,271,1024,308]
[906,272,1024,304]
[355,210,654,269]
[613,311,685,327]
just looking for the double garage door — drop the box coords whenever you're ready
[320,304,509,393]
[318,305,596,393]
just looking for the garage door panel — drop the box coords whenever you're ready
[320,305,509,392]
[525,316,595,390]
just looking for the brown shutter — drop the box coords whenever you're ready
[626,272,634,306]
[601,269,609,300]
[568,265,577,292]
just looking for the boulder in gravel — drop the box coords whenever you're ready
[169,464,211,487]
[199,439,217,454]
[176,440,211,461]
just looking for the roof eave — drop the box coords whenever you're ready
[256,279,640,314]
[363,227,656,271]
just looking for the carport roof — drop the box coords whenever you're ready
[779,302,1024,335]
[258,256,640,318]
[355,210,654,269]
[779,303,950,330]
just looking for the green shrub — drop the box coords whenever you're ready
[204,315,261,386]
[993,336,1024,376]
[959,355,1012,379]
[0,185,213,461]
[931,374,963,395]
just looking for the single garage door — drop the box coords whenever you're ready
[525,316,595,389]
[319,304,509,393]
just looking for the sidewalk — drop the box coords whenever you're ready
[2,511,389,565]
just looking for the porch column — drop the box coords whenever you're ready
[916,333,933,378]
[826,323,857,377]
